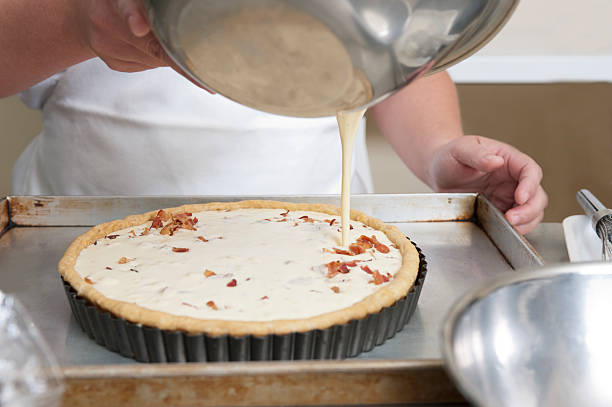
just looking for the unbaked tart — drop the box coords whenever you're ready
[59,200,425,362]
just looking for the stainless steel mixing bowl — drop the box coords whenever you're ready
[443,262,612,407]
[145,0,518,117]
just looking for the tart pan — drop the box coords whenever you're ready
[61,240,427,362]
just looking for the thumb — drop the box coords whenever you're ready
[450,136,504,172]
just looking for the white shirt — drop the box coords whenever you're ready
[12,58,373,196]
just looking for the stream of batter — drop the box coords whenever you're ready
[336,109,367,247]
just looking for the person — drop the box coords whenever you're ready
[1,0,547,234]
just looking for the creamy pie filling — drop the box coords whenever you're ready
[74,208,402,321]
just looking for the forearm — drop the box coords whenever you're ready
[0,0,94,98]
[370,71,463,187]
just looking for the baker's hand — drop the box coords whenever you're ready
[74,0,169,72]
[428,135,548,234]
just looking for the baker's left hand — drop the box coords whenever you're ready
[428,135,548,234]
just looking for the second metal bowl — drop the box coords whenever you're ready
[443,262,612,407]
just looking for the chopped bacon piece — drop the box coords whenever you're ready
[329,219,336,226]
[193,217,198,224]
[344,260,360,267]
[157,210,171,222]
[197,236,209,242]
[206,301,218,310]
[350,225,354,230]
[349,243,367,255]
[129,268,139,273]
[93,241,97,245]
[299,215,314,223]
[330,286,340,293]
[106,234,119,239]
[151,216,163,229]
[370,270,390,285]
[105,266,112,270]
[280,210,289,217]
[129,230,136,237]
[204,269,216,278]
[276,218,287,222]
[369,235,390,253]
[227,279,237,287]
[118,256,130,264]
[333,248,352,256]
[361,265,374,275]
[325,261,351,278]
[160,223,179,236]
[172,247,189,253]
[84,277,94,284]
[261,296,269,300]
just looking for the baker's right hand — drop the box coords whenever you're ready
[75,0,171,72]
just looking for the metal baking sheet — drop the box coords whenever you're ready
[0,194,544,406]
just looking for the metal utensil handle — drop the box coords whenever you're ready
[577,189,607,218]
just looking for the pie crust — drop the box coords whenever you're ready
[58,200,420,336]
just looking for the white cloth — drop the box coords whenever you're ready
[13,58,373,196]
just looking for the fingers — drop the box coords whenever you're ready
[505,185,548,234]
[117,0,150,37]
[449,136,504,173]
[509,156,543,206]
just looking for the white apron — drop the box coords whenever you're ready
[13,58,373,196]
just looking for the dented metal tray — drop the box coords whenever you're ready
[0,194,559,406]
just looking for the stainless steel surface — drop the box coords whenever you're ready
[0,194,554,368]
[577,189,612,261]
[144,0,518,117]
[443,262,612,407]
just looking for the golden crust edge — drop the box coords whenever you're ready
[58,200,420,336]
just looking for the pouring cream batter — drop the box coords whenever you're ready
[337,109,367,247]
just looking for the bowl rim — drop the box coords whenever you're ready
[440,261,612,406]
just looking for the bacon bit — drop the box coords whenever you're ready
[182,302,197,309]
[129,230,136,237]
[105,266,112,270]
[106,234,119,239]
[260,296,269,300]
[218,236,224,239]
[226,279,237,287]
[84,277,94,284]
[264,218,271,222]
[193,217,198,224]
[197,236,209,242]
[93,241,97,245]
[280,210,290,217]
[206,301,218,310]
[361,265,374,275]
[140,227,150,236]
[172,247,189,253]
[350,225,354,230]
[325,261,351,278]
[204,269,216,278]
[151,216,163,229]
[129,268,139,273]
[329,219,336,226]
[369,235,390,253]
[333,248,352,256]
[330,286,340,293]
[299,215,314,223]
[246,277,251,281]
[349,243,368,255]
[157,210,171,222]
[160,223,179,236]
[118,256,130,264]
[276,218,287,222]
[344,260,360,267]
[370,270,390,285]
